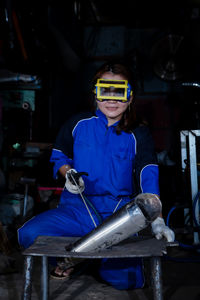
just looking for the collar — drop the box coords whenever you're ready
[95,109,120,127]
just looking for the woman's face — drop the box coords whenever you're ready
[96,72,133,126]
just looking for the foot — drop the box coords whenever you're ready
[55,266,73,277]
[50,266,74,280]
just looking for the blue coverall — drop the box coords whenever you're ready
[18,109,160,290]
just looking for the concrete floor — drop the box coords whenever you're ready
[0,245,200,300]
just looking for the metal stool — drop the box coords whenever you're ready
[21,235,177,300]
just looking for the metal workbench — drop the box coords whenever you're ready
[21,235,177,300]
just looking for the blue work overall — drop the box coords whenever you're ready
[18,109,159,289]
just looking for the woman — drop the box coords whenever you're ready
[18,61,174,289]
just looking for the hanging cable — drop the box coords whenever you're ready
[166,203,200,249]
[83,195,103,224]
[70,173,97,228]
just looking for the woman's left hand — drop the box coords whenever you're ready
[151,217,175,242]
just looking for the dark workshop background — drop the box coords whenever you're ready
[0,0,200,226]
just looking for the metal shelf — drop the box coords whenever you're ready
[180,130,200,244]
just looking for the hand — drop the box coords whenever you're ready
[151,217,175,242]
[65,169,86,194]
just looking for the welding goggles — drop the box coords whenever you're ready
[94,79,133,103]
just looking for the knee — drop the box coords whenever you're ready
[18,221,38,249]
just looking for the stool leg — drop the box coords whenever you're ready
[151,257,163,300]
[41,256,49,300]
[22,255,33,300]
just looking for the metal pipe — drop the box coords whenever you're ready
[182,82,200,88]
[22,255,33,300]
[41,256,48,300]
[23,184,28,217]
[151,257,163,300]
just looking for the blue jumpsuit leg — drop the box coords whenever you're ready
[99,258,144,290]
[18,205,95,249]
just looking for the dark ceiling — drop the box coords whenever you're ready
[1,0,200,75]
[79,0,192,27]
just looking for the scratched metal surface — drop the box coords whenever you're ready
[22,236,178,258]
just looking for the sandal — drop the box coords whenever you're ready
[50,257,89,280]
[50,266,74,280]
[50,267,73,280]
[50,258,74,280]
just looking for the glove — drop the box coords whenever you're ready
[65,169,86,194]
[151,217,175,242]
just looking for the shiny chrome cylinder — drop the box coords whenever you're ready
[67,193,162,253]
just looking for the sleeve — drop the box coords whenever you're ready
[133,125,160,195]
[50,120,74,178]
[50,111,93,178]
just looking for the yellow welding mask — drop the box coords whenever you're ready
[94,79,133,103]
